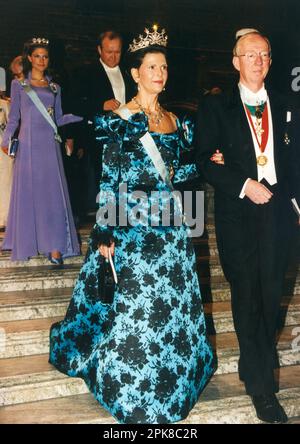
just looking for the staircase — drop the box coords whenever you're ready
[0,219,299,424]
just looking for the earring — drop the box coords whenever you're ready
[137,83,140,91]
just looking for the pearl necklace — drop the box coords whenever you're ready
[132,96,164,126]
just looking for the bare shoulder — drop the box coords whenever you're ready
[125,100,140,114]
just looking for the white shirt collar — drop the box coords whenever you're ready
[99,58,120,72]
[238,82,268,106]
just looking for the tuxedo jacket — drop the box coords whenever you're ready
[195,86,300,279]
[71,62,134,148]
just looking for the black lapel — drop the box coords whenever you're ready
[95,63,115,98]
[267,89,286,170]
[225,86,257,173]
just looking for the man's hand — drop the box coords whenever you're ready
[103,99,120,111]
[244,179,273,204]
[1,147,8,155]
[210,149,224,165]
[65,139,74,156]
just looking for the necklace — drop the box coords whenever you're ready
[31,77,47,82]
[132,96,164,126]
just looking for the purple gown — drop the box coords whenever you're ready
[1,74,82,260]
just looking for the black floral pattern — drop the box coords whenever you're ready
[116,335,148,368]
[155,368,178,402]
[149,298,172,331]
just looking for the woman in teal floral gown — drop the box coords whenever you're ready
[49,29,215,424]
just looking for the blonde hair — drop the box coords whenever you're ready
[233,31,271,57]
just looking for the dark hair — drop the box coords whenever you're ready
[97,30,123,48]
[125,45,167,71]
[22,39,50,77]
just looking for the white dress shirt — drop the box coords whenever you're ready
[238,82,277,198]
[100,59,125,106]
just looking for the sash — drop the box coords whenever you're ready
[117,106,183,214]
[20,82,62,143]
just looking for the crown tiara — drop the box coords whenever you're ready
[30,37,49,45]
[128,26,168,53]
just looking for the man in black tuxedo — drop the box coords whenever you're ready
[72,30,132,215]
[195,28,300,423]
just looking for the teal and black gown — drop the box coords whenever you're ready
[49,111,215,424]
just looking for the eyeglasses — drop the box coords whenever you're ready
[236,51,271,62]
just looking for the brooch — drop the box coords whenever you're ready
[49,82,58,94]
[47,107,54,117]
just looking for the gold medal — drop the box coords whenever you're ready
[257,155,268,166]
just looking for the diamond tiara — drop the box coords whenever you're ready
[30,37,49,45]
[128,27,168,53]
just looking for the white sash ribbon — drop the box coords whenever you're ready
[117,106,183,214]
[21,82,62,143]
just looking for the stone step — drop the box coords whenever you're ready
[181,365,300,424]
[0,306,298,363]
[0,317,61,358]
[0,288,72,322]
[211,325,300,375]
[0,261,299,297]
[200,275,300,302]
[0,252,84,269]
[0,277,299,328]
[0,362,299,423]
[1,350,299,407]
[0,265,80,292]
[1,251,297,287]
[0,354,88,407]
[204,295,300,334]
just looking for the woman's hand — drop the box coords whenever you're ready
[210,149,224,165]
[98,242,115,259]
[1,147,8,155]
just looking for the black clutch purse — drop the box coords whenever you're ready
[8,137,19,157]
[98,256,116,304]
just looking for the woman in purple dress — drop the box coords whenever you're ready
[1,38,82,263]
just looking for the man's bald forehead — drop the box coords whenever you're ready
[234,32,271,56]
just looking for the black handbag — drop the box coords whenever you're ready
[98,255,116,304]
[8,137,19,157]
